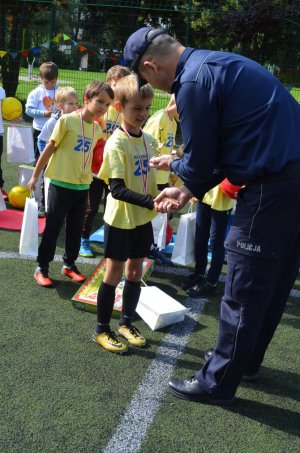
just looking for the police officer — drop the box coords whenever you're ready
[124,27,300,405]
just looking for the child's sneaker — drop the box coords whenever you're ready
[34,267,53,287]
[117,324,146,347]
[92,330,128,354]
[62,264,86,283]
[79,238,93,258]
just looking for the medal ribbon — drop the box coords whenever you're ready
[80,111,95,174]
[122,128,149,193]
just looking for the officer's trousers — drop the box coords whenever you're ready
[196,177,300,398]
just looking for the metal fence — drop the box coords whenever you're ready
[1,0,300,110]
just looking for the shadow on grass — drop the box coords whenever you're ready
[225,398,300,437]
[55,280,83,301]
[242,366,300,402]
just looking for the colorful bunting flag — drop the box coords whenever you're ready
[0,51,7,58]
[31,46,40,55]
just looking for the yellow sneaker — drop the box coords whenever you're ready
[92,331,128,354]
[117,325,146,348]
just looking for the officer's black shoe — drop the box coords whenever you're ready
[203,349,260,382]
[168,376,235,406]
[186,281,218,298]
[181,272,205,291]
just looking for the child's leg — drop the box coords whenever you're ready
[37,184,69,269]
[81,178,105,239]
[63,189,88,266]
[96,258,124,332]
[119,257,144,326]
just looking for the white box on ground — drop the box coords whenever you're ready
[136,286,189,330]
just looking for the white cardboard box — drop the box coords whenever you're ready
[136,286,189,330]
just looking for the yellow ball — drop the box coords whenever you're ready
[2,97,23,121]
[8,185,30,209]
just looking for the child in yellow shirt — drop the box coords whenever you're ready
[93,74,177,354]
[28,81,113,287]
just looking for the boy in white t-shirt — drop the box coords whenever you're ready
[25,62,59,163]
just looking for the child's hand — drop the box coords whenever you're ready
[44,110,52,117]
[27,177,37,192]
[154,196,179,213]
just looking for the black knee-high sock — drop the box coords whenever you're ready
[96,281,116,333]
[119,279,141,327]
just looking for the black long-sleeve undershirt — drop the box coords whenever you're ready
[109,178,154,210]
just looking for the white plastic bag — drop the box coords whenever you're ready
[7,125,35,163]
[151,213,168,250]
[19,197,38,256]
[136,286,189,330]
[171,210,196,265]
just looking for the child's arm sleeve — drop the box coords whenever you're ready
[25,91,45,118]
[109,178,154,210]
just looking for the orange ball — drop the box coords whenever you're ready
[8,185,30,209]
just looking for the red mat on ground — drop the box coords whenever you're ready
[0,209,46,234]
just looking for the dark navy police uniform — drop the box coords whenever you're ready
[171,48,300,398]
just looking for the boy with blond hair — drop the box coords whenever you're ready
[79,65,131,257]
[36,87,79,216]
[92,74,178,354]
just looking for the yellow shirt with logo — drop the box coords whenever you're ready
[46,111,103,185]
[101,105,121,141]
[99,128,159,229]
[143,109,177,185]
[202,185,234,211]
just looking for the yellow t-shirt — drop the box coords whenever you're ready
[101,106,121,141]
[143,109,177,185]
[99,128,159,229]
[45,111,103,185]
[202,185,234,211]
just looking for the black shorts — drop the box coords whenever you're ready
[104,222,154,261]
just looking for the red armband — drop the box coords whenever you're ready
[219,179,242,199]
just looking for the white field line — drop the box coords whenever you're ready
[103,297,207,453]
